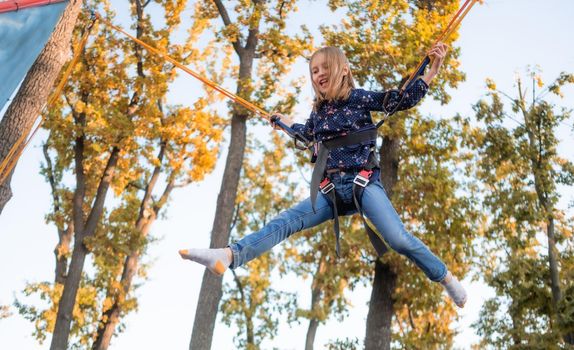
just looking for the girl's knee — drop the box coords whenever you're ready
[386,230,416,254]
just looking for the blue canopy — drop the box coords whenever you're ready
[0,1,68,114]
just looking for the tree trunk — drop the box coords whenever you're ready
[365,260,397,350]
[54,224,74,285]
[305,286,321,350]
[519,91,571,344]
[547,214,574,344]
[43,140,74,285]
[379,133,400,198]
[50,145,120,350]
[189,1,260,347]
[231,270,255,348]
[546,217,561,310]
[92,223,153,350]
[0,0,83,215]
[364,130,401,349]
[190,112,248,350]
[50,227,90,349]
[246,319,255,346]
[526,125,563,320]
[93,161,174,350]
[305,257,326,350]
[306,319,320,350]
[90,3,153,346]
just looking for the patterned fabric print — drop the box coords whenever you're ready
[292,78,428,170]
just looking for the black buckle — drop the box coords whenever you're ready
[353,170,372,188]
[353,175,369,187]
[320,179,335,194]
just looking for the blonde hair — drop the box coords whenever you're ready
[309,47,356,111]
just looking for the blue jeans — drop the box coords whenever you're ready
[228,169,447,282]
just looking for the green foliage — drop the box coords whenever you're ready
[389,115,478,349]
[475,255,563,349]
[14,280,100,347]
[285,216,373,324]
[470,70,574,348]
[325,337,361,350]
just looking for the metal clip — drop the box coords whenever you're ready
[353,170,372,188]
[320,178,335,194]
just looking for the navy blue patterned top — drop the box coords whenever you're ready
[292,78,429,170]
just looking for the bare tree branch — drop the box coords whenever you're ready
[229,202,242,232]
[245,0,263,53]
[212,0,243,56]
[43,137,62,216]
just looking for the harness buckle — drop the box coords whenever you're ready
[353,169,373,188]
[320,178,335,194]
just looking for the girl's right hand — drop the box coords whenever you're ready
[422,42,448,85]
[271,113,294,129]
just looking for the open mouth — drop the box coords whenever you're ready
[319,78,329,88]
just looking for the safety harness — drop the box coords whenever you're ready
[309,126,390,257]
[303,5,471,255]
[307,59,436,257]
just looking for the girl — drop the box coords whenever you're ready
[180,42,467,308]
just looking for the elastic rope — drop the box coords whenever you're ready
[436,0,472,44]
[0,17,97,185]
[378,0,478,127]
[95,14,270,121]
[402,0,478,91]
[441,0,479,43]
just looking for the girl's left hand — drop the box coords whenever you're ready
[422,42,448,85]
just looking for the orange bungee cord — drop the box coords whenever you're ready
[0,1,480,184]
[94,14,312,150]
[401,0,480,92]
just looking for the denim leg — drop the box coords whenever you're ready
[360,181,447,282]
[229,193,333,269]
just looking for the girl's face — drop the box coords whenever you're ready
[309,47,355,107]
[311,53,330,94]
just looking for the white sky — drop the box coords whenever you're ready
[1,0,573,349]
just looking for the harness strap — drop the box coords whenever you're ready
[352,178,389,257]
[308,127,384,258]
[310,128,378,212]
[320,164,389,258]
[320,178,341,257]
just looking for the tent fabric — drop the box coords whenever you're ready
[0,0,67,14]
[0,0,68,112]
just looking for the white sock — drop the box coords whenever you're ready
[440,271,467,308]
[179,248,232,276]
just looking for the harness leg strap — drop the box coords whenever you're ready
[326,190,341,258]
[310,128,378,212]
[353,183,389,257]
[321,178,341,258]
